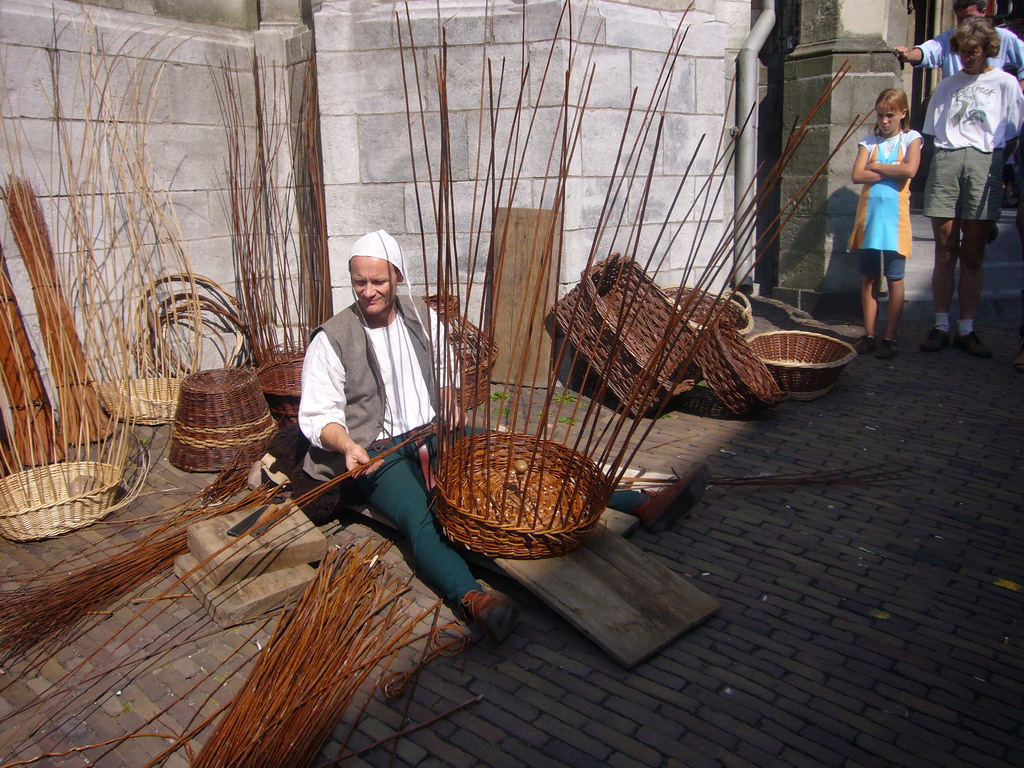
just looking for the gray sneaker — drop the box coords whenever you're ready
[875,338,898,360]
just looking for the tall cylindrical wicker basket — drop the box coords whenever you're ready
[434,432,608,559]
[169,369,278,472]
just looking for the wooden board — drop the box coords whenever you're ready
[355,505,718,668]
[494,525,719,668]
[488,207,560,387]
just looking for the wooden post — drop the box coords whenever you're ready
[488,207,561,388]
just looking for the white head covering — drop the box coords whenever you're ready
[350,230,405,278]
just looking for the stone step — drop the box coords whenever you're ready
[185,505,328,585]
[175,552,315,628]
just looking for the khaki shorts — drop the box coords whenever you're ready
[923,146,1004,221]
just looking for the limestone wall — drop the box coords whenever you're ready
[313,0,743,302]
[0,0,310,388]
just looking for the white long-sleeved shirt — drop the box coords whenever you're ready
[299,305,456,448]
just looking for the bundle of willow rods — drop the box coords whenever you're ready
[0,243,63,467]
[192,541,428,768]
[0,481,275,667]
[213,54,327,367]
[2,175,110,446]
[0,427,428,669]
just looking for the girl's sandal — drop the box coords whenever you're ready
[1014,342,1024,373]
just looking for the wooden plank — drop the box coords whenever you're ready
[354,504,717,668]
[488,207,560,387]
[494,527,719,668]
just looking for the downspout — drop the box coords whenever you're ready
[733,5,776,291]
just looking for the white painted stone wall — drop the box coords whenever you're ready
[314,0,744,302]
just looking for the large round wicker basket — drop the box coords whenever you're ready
[97,377,181,425]
[434,432,608,559]
[747,331,857,401]
[0,461,122,541]
[169,369,278,472]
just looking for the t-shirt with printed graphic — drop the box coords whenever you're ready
[924,67,1024,152]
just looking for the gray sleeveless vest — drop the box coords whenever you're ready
[303,296,435,481]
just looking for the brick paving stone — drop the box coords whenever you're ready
[3,310,1023,768]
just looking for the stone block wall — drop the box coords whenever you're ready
[0,0,310,392]
[313,0,742,303]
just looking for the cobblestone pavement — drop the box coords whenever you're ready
[1,304,1022,768]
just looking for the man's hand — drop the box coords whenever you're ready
[320,422,383,477]
[894,46,922,65]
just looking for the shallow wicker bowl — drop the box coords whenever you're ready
[0,461,122,541]
[97,377,181,425]
[434,432,608,559]
[747,331,857,401]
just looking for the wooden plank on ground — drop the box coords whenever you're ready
[488,207,560,387]
[354,505,718,668]
[494,526,719,668]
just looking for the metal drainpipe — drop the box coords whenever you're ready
[734,6,776,292]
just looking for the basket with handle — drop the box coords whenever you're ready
[661,284,755,335]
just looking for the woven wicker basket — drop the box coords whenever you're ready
[694,322,787,417]
[747,331,857,401]
[434,432,608,559]
[169,368,278,472]
[553,254,697,417]
[0,461,122,541]
[257,355,303,427]
[97,377,181,425]
[661,285,755,335]
[424,295,498,411]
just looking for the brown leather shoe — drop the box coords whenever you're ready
[461,590,519,641]
[633,464,709,533]
[952,331,993,358]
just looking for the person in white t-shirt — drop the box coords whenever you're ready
[919,18,1024,358]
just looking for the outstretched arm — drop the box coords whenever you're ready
[319,423,382,476]
[894,46,923,65]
